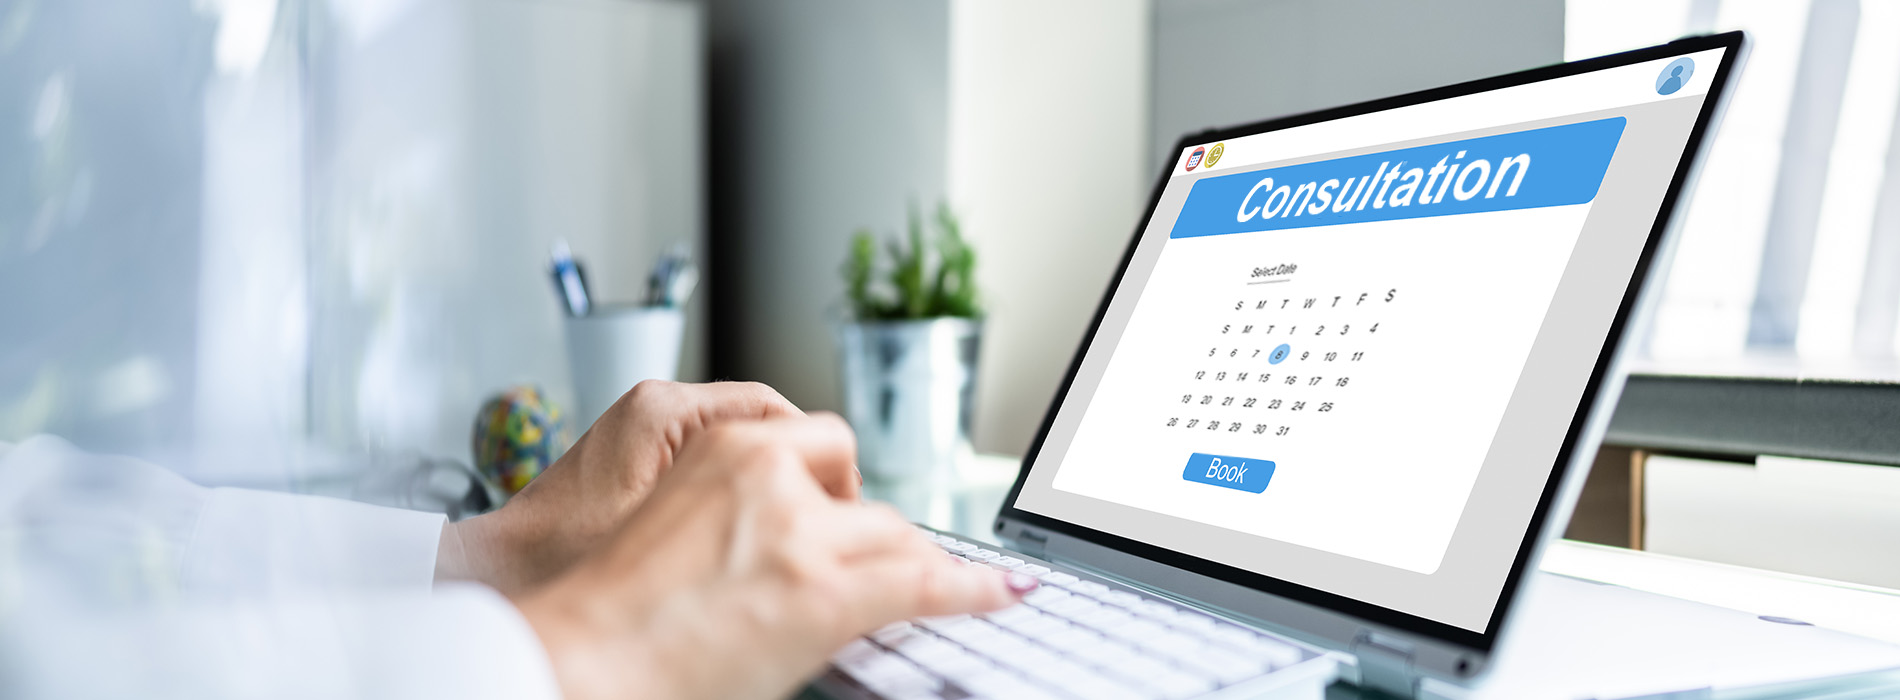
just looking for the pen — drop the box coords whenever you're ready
[550,239,592,316]
[645,243,699,308]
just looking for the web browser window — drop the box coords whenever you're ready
[1012,47,1729,632]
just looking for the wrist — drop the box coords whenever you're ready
[514,577,672,700]
[436,509,525,592]
[434,519,473,584]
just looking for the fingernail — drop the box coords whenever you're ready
[1006,572,1039,594]
[856,466,864,486]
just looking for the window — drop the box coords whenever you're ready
[1569,0,1900,373]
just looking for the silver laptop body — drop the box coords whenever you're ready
[823,32,1747,700]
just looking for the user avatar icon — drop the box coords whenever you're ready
[1656,57,1695,95]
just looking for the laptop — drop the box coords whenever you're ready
[819,32,1747,700]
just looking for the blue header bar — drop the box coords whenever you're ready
[1170,118,1626,239]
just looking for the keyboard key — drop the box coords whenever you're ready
[948,542,978,553]
[1019,564,1052,576]
[1022,586,1071,607]
[882,689,945,700]
[1007,615,1071,639]
[1101,619,1168,645]
[1148,669,1216,700]
[967,549,1000,562]
[911,646,995,678]
[1210,627,1303,669]
[992,644,1063,675]
[1134,599,1180,622]
[1061,673,1155,700]
[961,630,1036,661]
[892,635,961,665]
[1070,606,1134,631]
[1040,626,1104,651]
[1065,636,1138,666]
[1091,651,1177,690]
[1033,655,1095,681]
[1136,630,1204,659]
[1252,638,1305,669]
[991,611,1049,633]
[1209,624,1257,645]
[1177,645,1269,685]
[840,651,940,696]
[982,604,1041,627]
[916,614,970,631]
[1171,612,1218,634]
[1023,656,1135,698]
[872,621,923,646]
[832,638,882,665]
[1102,590,1144,608]
[1039,571,1079,586]
[1037,595,1101,618]
[1069,581,1112,597]
[861,671,940,697]
[959,671,1066,700]
[934,619,1004,645]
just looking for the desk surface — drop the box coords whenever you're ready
[1540,539,1900,646]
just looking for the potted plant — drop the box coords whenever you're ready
[836,202,981,483]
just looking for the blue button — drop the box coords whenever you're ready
[1181,453,1276,493]
[1269,344,1291,364]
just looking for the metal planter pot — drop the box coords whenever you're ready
[836,318,981,483]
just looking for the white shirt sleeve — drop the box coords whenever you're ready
[182,487,445,597]
[0,436,563,700]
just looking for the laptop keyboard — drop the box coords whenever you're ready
[825,528,1316,700]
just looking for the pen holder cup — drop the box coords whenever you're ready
[564,306,686,431]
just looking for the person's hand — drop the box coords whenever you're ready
[440,380,807,594]
[512,414,1036,700]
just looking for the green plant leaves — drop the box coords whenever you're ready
[842,201,980,320]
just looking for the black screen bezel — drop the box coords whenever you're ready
[996,32,1745,653]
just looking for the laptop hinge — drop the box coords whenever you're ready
[1352,631,1419,699]
[1010,527,1049,558]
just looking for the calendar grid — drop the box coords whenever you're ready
[1165,288,1399,443]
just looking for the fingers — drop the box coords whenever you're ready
[809,502,926,561]
[843,551,1032,629]
[684,380,805,421]
[624,379,803,425]
[735,413,862,501]
[627,381,852,489]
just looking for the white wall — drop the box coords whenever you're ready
[948,0,1153,455]
[306,0,705,465]
[1152,0,1566,168]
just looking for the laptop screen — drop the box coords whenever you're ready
[1006,39,1737,643]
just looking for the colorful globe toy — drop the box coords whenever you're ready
[472,385,569,496]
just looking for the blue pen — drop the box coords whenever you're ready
[550,239,592,316]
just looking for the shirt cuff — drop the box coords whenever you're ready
[380,583,565,700]
[182,488,447,598]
